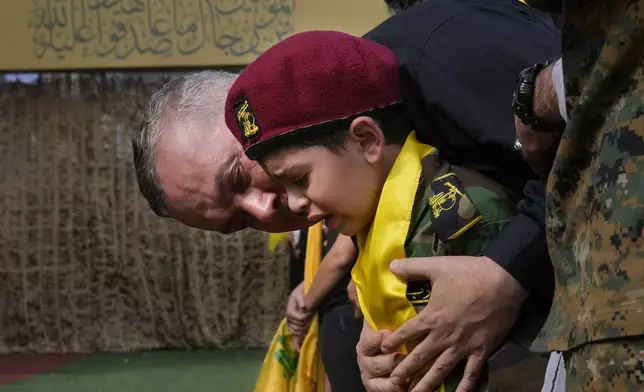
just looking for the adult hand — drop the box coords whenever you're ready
[286,282,313,337]
[382,256,527,392]
[356,320,405,392]
[515,115,559,178]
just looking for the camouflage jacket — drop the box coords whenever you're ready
[533,0,644,352]
[402,150,516,311]
[398,150,517,391]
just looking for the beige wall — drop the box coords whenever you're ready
[0,0,389,71]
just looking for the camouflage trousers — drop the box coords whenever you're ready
[564,336,644,392]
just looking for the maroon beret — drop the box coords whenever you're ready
[224,30,401,156]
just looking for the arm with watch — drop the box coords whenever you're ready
[481,57,567,309]
[513,58,568,177]
[487,57,567,301]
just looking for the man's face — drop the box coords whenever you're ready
[154,120,311,233]
[260,120,385,237]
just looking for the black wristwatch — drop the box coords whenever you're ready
[512,60,563,130]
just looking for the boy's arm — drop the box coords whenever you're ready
[303,234,357,310]
[405,184,515,259]
[444,218,511,257]
[441,186,515,257]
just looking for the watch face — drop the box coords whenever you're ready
[514,61,559,128]
[519,80,532,95]
[512,66,539,125]
[512,86,525,114]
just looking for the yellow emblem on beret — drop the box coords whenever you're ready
[234,99,261,141]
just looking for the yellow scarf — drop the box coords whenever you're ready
[352,132,444,391]
[352,131,434,334]
[268,232,290,252]
[296,223,325,392]
[254,224,325,392]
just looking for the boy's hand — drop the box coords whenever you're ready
[286,282,313,336]
[356,321,405,392]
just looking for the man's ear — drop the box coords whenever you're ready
[348,116,385,164]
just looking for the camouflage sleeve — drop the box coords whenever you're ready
[405,184,515,258]
[443,185,515,257]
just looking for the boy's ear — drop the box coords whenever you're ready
[349,116,385,164]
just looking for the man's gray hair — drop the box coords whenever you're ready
[132,70,238,216]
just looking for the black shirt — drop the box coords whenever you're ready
[293,228,353,314]
[363,0,561,297]
[318,229,354,313]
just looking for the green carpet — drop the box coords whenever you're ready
[1,349,266,392]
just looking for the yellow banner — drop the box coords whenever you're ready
[0,0,389,71]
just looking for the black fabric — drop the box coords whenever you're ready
[483,181,555,300]
[292,228,353,314]
[289,230,308,291]
[363,0,561,296]
[319,304,366,392]
[318,229,354,313]
[528,0,562,14]
[289,238,305,292]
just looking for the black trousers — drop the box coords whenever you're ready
[320,303,366,392]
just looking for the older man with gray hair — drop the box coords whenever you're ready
[132,71,311,234]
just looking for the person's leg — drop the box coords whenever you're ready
[320,303,366,392]
[564,336,644,392]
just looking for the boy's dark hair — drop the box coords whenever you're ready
[385,0,426,15]
[248,104,412,162]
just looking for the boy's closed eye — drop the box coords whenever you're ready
[293,174,309,188]
[268,168,309,189]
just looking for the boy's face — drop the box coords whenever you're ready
[260,117,388,236]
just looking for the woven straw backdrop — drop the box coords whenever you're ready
[0,74,289,353]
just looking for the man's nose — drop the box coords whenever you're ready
[238,190,278,221]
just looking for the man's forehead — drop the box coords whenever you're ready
[157,119,237,165]
[155,132,234,198]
